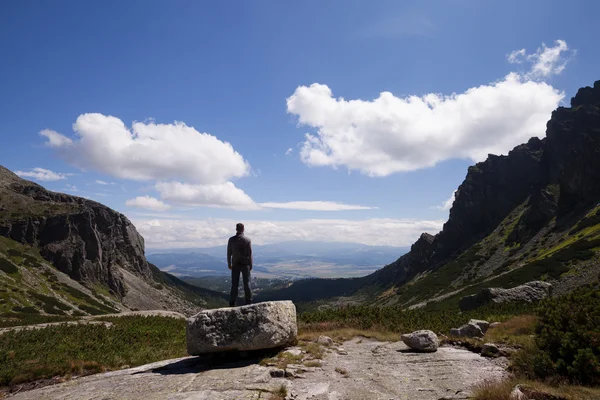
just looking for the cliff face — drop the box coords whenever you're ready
[0,167,227,313]
[375,80,600,301]
[545,81,600,215]
[0,168,149,297]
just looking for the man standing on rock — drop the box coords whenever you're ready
[227,223,253,307]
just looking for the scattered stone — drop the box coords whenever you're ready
[337,348,348,355]
[468,319,490,334]
[283,348,302,357]
[317,336,333,347]
[449,323,484,338]
[459,281,552,311]
[186,301,297,355]
[510,384,567,400]
[400,330,439,352]
[270,368,286,378]
[481,343,500,357]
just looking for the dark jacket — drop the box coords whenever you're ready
[227,233,253,268]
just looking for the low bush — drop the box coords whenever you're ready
[534,285,600,385]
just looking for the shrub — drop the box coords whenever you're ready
[0,258,18,274]
[534,285,600,385]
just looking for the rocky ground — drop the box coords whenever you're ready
[8,337,508,400]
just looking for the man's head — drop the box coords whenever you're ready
[236,223,244,234]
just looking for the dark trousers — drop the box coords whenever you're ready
[229,265,252,306]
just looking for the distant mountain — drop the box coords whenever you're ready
[0,166,227,318]
[147,241,408,279]
[258,80,600,309]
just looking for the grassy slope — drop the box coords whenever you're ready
[0,315,186,387]
[374,201,600,310]
[0,237,123,327]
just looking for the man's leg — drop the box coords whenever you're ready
[229,266,240,307]
[241,265,252,305]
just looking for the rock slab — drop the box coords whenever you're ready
[187,301,297,355]
[401,330,439,352]
[459,281,552,311]
[450,323,484,338]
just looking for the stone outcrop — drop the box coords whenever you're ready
[400,330,439,352]
[481,343,500,357]
[468,319,490,334]
[0,166,149,297]
[186,301,297,355]
[450,323,484,338]
[459,281,552,311]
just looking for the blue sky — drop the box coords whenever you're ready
[1,0,599,249]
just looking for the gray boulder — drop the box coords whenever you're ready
[450,323,484,338]
[468,319,490,334]
[481,343,500,357]
[186,301,297,355]
[401,330,439,352]
[459,281,552,311]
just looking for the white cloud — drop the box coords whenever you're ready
[507,40,572,79]
[260,201,376,211]
[125,196,171,211]
[132,217,444,249]
[15,167,71,182]
[287,40,568,176]
[96,180,114,185]
[155,181,258,210]
[64,184,78,192]
[41,113,250,184]
[507,48,526,64]
[285,148,293,156]
[434,190,456,211]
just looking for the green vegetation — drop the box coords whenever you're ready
[300,301,536,335]
[0,258,18,274]
[394,244,485,305]
[529,285,600,385]
[0,316,186,387]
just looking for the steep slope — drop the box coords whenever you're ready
[0,167,226,318]
[260,79,600,309]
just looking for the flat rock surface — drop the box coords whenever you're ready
[9,338,507,400]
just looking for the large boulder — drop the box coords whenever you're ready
[450,323,484,338]
[468,319,490,334]
[459,281,552,311]
[186,301,297,355]
[401,330,439,352]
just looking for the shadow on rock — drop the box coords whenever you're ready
[140,348,282,376]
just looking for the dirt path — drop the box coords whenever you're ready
[8,338,507,400]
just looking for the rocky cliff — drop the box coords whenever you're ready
[0,166,226,315]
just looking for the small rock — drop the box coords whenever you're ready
[400,330,439,352]
[337,348,348,355]
[449,323,484,338]
[481,343,500,357]
[283,348,302,357]
[468,319,490,334]
[270,368,286,378]
[317,336,333,347]
[489,322,502,329]
[511,384,567,400]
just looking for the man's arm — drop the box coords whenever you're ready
[227,238,232,270]
[248,239,253,270]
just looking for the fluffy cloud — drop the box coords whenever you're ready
[15,167,71,181]
[125,196,171,211]
[155,181,257,209]
[96,180,114,185]
[286,41,570,177]
[434,190,456,211]
[132,217,444,249]
[285,148,293,156]
[41,113,250,184]
[508,40,572,79]
[260,201,376,211]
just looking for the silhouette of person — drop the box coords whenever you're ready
[227,223,253,306]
